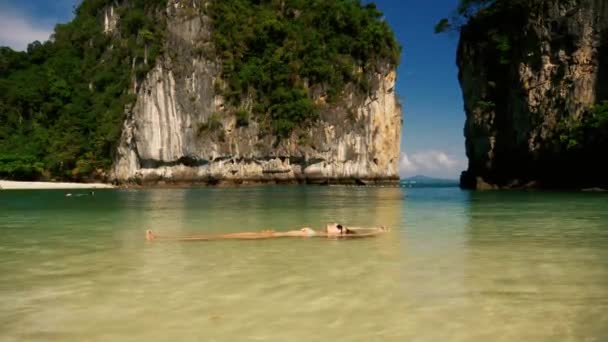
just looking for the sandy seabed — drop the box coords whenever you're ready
[0,181,114,190]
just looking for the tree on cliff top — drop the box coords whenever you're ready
[434,0,495,33]
[434,0,534,33]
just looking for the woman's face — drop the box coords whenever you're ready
[325,223,343,235]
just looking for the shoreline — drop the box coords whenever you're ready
[112,179,401,189]
[0,180,115,190]
[0,178,402,190]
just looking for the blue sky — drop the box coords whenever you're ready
[0,0,466,179]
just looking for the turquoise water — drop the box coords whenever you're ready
[1,186,607,341]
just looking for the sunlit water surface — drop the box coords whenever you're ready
[1,187,607,341]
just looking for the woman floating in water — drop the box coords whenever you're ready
[146,223,389,241]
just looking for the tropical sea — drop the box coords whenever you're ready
[1,186,607,341]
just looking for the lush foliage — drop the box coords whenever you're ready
[0,0,399,181]
[208,0,400,138]
[560,102,608,151]
[0,0,165,181]
[435,0,520,65]
[434,0,508,33]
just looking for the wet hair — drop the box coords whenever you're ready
[336,224,355,235]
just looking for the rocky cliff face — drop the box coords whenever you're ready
[111,1,401,185]
[458,0,608,189]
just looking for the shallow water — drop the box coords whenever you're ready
[1,187,607,341]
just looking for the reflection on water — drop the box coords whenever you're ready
[1,187,607,341]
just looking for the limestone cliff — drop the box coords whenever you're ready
[111,1,401,185]
[458,0,608,189]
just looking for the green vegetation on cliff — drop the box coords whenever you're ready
[0,0,399,181]
[208,0,400,138]
[436,0,524,66]
[434,0,531,33]
[0,0,166,181]
[560,102,608,151]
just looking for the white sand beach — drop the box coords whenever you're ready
[0,181,114,190]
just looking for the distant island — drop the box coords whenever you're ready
[0,0,402,186]
[401,175,459,188]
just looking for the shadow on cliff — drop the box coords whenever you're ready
[596,2,608,102]
[460,0,608,190]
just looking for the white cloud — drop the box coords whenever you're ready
[0,11,54,51]
[399,150,466,179]
[398,152,417,174]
